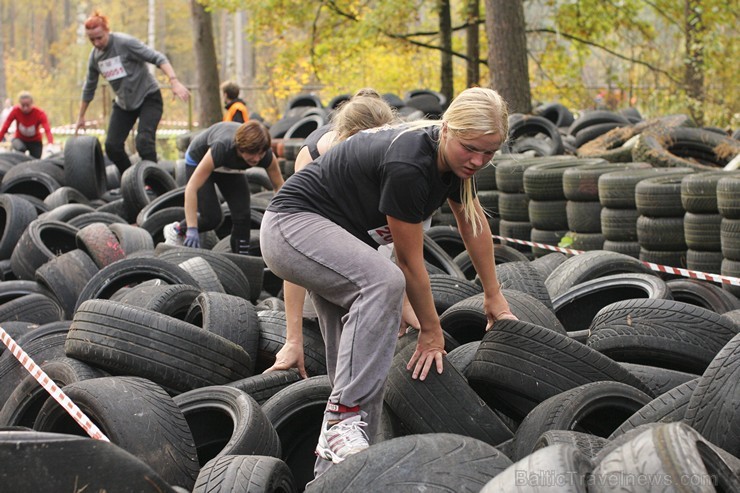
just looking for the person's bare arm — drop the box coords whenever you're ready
[388,216,445,380]
[449,198,516,328]
[184,150,215,228]
[74,101,91,135]
[158,62,190,101]
[266,155,285,191]
[264,280,308,378]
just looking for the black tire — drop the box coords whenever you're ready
[185,291,260,373]
[35,249,99,319]
[193,455,297,493]
[493,260,552,309]
[634,126,740,170]
[603,239,641,258]
[0,292,64,324]
[0,194,38,260]
[717,174,740,219]
[563,161,651,201]
[609,378,699,439]
[108,222,154,255]
[619,362,698,397]
[721,217,740,260]
[495,156,573,193]
[63,135,107,199]
[0,430,180,493]
[684,211,722,251]
[227,370,303,405]
[157,246,253,301]
[174,385,281,465]
[666,278,740,313]
[681,170,735,213]
[67,211,128,229]
[177,256,224,292]
[42,185,91,209]
[635,174,687,217]
[261,375,331,490]
[0,321,70,406]
[307,433,513,493]
[467,319,652,420]
[528,199,568,230]
[560,231,605,252]
[121,159,178,216]
[9,219,79,280]
[683,331,740,457]
[135,186,185,225]
[586,298,739,374]
[598,167,695,209]
[440,289,565,345]
[424,225,466,258]
[686,248,724,273]
[566,200,603,233]
[385,343,513,447]
[65,299,253,392]
[568,110,630,136]
[34,376,200,490]
[0,356,107,427]
[0,169,61,199]
[544,250,653,299]
[422,234,465,279]
[74,257,199,311]
[429,273,482,315]
[523,159,605,201]
[497,191,530,222]
[529,252,568,279]
[551,273,670,333]
[256,310,326,376]
[502,115,564,156]
[38,202,95,223]
[117,282,201,320]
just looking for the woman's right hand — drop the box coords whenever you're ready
[263,340,308,379]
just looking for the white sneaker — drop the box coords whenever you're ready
[164,221,184,246]
[315,415,369,464]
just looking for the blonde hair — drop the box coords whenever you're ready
[402,87,509,236]
[234,121,271,154]
[332,96,396,143]
[17,91,33,103]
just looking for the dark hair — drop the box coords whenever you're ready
[221,81,241,101]
[234,121,271,154]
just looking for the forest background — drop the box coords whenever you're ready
[0,0,736,157]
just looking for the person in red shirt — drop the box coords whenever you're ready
[0,92,54,159]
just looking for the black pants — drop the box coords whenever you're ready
[105,90,163,173]
[11,138,42,159]
[179,166,252,254]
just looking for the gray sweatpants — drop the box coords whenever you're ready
[260,211,404,443]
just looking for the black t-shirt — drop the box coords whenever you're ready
[186,121,273,173]
[268,125,465,247]
[302,123,334,161]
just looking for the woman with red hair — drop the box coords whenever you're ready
[74,10,190,172]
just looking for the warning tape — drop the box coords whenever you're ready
[492,234,740,287]
[0,327,110,442]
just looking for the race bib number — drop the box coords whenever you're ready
[99,56,127,81]
[18,123,37,138]
[368,225,393,245]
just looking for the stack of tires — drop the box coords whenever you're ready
[635,171,696,268]
[525,158,613,255]
[719,174,740,297]
[681,171,737,275]
[598,167,693,259]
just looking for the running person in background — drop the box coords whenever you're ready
[221,81,249,123]
[0,91,54,158]
[74,10,190,172]
[260,87,517,478]
[264,89,420,380]
[164,120,284,255]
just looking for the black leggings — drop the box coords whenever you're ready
[11,138,42,159]
[179,166,252,254]
[105,90,163,173]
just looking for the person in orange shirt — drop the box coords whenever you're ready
[0,92,54,158]
[221,81,249,123]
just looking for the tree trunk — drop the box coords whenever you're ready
[466,0,480,87]
[684,0,704,126]
[190,0,223,127]
[438,0,453,103]
[484,0,531,114]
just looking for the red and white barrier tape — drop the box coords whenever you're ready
[492,234,740,287]
[0,327,110,442]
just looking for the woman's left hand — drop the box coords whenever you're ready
[406,327,446,381]
[484,289,518,331]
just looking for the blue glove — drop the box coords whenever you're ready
[183,227,200,248]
